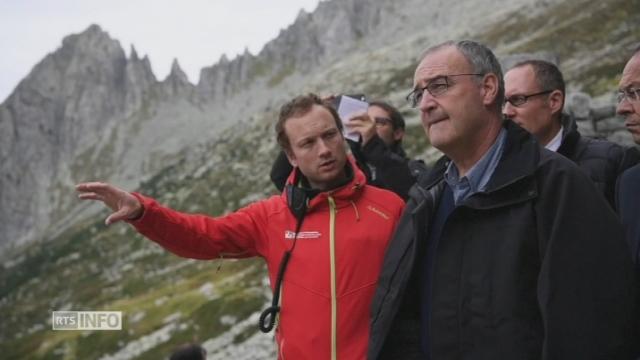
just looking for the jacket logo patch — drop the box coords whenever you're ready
[367,205,390,220]
[284,230,322,239]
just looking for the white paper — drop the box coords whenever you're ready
[337,96,369,142]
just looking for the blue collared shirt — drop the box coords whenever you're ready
[444,128,507,205]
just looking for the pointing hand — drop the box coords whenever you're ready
[75,182,143,225]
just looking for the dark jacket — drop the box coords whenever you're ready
[557,114,638,208]
[368,121,637,360]
[617,162,640,266]
[358,135,422,200]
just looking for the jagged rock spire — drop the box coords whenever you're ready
[130,45,139,61]
[168,58,189,83]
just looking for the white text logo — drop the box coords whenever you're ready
[52,311,122,330]
[284,230,322,239]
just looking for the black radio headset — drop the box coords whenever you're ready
[258,183,310,333]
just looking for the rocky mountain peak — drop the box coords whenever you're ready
[193,0,395,101]
[126,45,155,79]
[0,24,134,249]
[11,24,126,104]
[161,58,192,96]
[124,46,156,116]
[168,58,188,83]
[130,44,139,61]
[197,54,233,100]
[295,8,310,21]
[59,24,126,67]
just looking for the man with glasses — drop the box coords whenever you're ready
[617,46,640,268]
[504,59,635,208]
[346,100,424,199]
[368,40,636,359]
[349,101,407,151]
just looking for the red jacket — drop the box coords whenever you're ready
[129,161,404,359]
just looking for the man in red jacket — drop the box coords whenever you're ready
[76,93,404,360]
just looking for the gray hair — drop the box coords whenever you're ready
[421,40,505,113]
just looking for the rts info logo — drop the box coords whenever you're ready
[52,311,122,330]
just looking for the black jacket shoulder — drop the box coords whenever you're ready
[557,115,636,208]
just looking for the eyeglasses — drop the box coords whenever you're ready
[504,90,553,107]
[617,87,640,104]
[374,117,393,126]
[406,73,484,108]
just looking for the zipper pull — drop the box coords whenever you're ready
[216,253,224,273]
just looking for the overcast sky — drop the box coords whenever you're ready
[0,0,321,103]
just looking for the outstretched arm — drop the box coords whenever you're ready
[75,181,267,260]
[76,182,143,225]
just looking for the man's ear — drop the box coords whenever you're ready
[284,148,297,167]
[481,73,499,107]
[548,90,564,116]
[393,128,405,142]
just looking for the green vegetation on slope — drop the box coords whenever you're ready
[480,0,640,95]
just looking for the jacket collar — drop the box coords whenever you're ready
[557,113,581,157]
[411,120,540,208]
[390,142,408,159]
[484,120,540,192]
[282,156,366,211]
